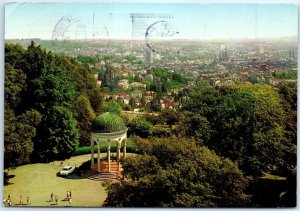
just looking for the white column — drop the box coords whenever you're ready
[117,142,121,161]
[117,142,121,171]
[123,139,127,162]
[108,144,111,172]
[97,141,101,172]
[91,139,94,170]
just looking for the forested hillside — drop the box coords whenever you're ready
[4,42,101,167]
[4,42,296,207]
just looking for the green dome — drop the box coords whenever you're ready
[92,112,126,133]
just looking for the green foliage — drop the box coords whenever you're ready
[31,64,76,109]
[152,126,171,137]
[150,98,162,112]
[4,42,100,165]
[104,137,249,207]
[101,100,122,114]
[144,114,161,125]
[72,142,139,156]
[59,58,102,113]
[73,94,96,146]
[153,67,170,78]
[183,83,288,177]
[4,106,42,168]
[174,112,211,146]
[76,55,99,65]
[159,109,179,128]
[4,63,26,108]
[33,106,78,161]
[5,43,26,69]
[276,86,297,174]
[128,119,153,138]
[153,68,188,90]
[273,70,297,79]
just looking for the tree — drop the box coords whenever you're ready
[159,109,179,128]
[30,64,76,110]
[4,106,41,168]
[276,85,297,174]
[150,98,162,112]
[144,114,161,125]
[103,137,249,207]
[128,119,153,138]
[4,63,26,109]
[32,106,78,161]
[5,43,26,70]
[101,101,122,113]
[62,58,102,113]
[4,43,100,164]
[183,84,287,177]
[4,59,42,168]
[73,94,96,146]
[174,112,211,146]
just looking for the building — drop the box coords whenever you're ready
[117,79,129,90]
[130,82,147,91]
[86,112,128,180]
[218,44,228,62]
[130,90,143,99]
[144,49,153,65]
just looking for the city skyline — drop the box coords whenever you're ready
[5,3,298,40]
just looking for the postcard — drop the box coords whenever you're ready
[3,2,297,208]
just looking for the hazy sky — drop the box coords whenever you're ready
[5,3,298,40]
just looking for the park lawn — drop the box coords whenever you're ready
[3,154,108,207]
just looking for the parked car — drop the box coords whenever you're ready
[59,166,75,176]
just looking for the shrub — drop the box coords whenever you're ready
[128,119,153,138]
[152,126,171,137]
[73,143,139,156]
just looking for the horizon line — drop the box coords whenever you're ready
[5,36,298,42]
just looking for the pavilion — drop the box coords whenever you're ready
[86,112,127,180]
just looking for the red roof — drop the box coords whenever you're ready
[100,93,109,97]
[116,92,129,97]
[202,76,210,80]
[116,70,127,75]
[163,100,174,107]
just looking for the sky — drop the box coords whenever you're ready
[4,3,298,40]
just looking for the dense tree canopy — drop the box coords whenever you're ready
[101,101,122,113]
[183,83,291,177]
[159,109,179,128]
[4,42,296,208]
[32,106,78,161]
[104,137,249,207]
[73,94,96,146]
[174,111,211,146]
[4,42,101,165]
[4,106,42,168]
[128,119,153,138]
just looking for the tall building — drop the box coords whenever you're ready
[292,50,295,59]
[145,49,153,65]
[218,44,228,61]
[259,46,264,54]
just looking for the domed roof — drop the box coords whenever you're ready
[92,112,126,133]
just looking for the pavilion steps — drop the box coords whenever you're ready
[92,161,123,172]
[83,170,123,181]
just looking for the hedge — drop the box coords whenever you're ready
[73,139,139,156]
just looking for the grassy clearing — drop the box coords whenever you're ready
[3,154,108,207]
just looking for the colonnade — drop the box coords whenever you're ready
[90,139,127,172]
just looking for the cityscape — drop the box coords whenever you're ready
[3,2,297,208]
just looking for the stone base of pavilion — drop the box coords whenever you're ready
[82,162,124,181]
